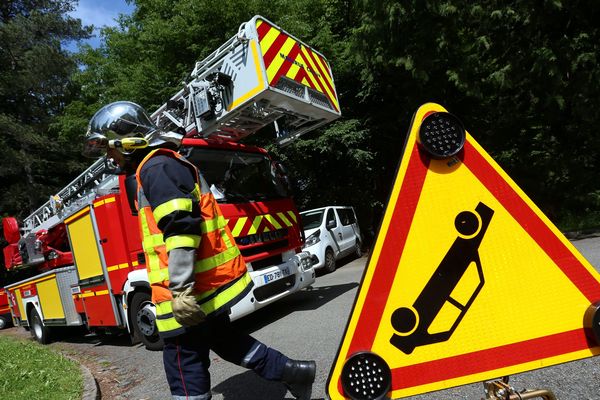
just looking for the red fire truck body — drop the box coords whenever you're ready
[1,15,339,349]
[3,139,315,349]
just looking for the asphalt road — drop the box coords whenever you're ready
[3,237,600,399]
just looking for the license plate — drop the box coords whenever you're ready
[263,267,290,284]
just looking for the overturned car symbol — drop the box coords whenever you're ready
[390,202,494,354]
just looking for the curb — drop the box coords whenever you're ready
[63,354,100,400]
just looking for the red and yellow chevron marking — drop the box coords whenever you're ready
[256,19,339,112]
[229,211,298,238]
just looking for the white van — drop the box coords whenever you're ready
[300,206,362,272]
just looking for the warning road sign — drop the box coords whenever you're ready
[326,103,600,400]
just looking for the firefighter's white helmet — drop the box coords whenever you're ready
[83,101,182,158]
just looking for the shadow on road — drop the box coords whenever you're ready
[315,253,365,277]
[212,370,325,400]
[52,327,138,348]
[234,281,358,333]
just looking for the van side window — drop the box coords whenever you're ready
[326,209,337,228]
[338,208,356,226]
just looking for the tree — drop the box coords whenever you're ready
[0,0,91,218]
[348,0,600,225]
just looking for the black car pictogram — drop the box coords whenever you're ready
[390,202,494,354]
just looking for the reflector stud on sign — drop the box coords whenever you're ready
[418,112,465,159]
[341,352,391,400]
[584,302,600,345]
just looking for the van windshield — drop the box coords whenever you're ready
[185,148,289,203]
[300,210,324,230]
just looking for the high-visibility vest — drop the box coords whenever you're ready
[135,148,253,337]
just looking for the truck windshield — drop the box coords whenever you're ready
[186,148,289,203]
[300,210,324,230]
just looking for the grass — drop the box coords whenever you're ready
[0,335,83,400]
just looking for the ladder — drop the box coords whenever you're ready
[21,15,340,233]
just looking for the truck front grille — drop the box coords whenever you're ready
[254,275,296,302]
[250,254,283,271]
[236,228,288,247]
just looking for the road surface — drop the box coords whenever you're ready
[2,237,600,399]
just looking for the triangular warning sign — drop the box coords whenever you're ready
[327,103,600,400]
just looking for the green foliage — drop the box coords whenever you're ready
[0,335,82,399]
[0,0,91,218]
[2,0,600,235]
[347,0,600,223]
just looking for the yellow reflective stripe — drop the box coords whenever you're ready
[248,215,263,235]
[221,228,234,249]
[156,316,183,333]
[155,301,173,316]
[153,198,193,224]
[165,234,201,252]
[287,211,297,223]
[139,208,152,237]
[194,246,241,274]
[277,212,293,227]
[191,184,201,201]
[200,215,227,234]
[197,272,252,314]
[148,267,170,284]
[140,208,165,278]
[107,262,131,272]
[265,214,282,229]
[146,251,162,276]
[232,217,248,237]
[143,234,165,251]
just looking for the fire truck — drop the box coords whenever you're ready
[1,15,340,350]
[0,287,11,330]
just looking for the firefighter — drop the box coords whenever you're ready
[83,101,316,400]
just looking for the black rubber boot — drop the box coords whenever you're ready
[282,359,316,400]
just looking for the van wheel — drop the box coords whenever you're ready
[130,291,164,351]
[324,248,336,273]
[355,240,363,258]
[29,308,51,344]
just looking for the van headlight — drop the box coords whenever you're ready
[304,230,320,247]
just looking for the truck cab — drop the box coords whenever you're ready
[181,138,315,318]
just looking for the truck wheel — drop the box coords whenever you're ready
[324,248,336,273]
[130,292,163,351]
[0,315,10,330]
[29,308,51,344]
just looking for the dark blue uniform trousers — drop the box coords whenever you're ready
[163,313,289,399]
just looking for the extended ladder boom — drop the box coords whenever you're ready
[23,157,111,233]
[150,15,340,144]
[21,15,340,233]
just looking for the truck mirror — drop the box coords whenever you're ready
[273,161,293,194]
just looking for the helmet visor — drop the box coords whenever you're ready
[82,131,109,158]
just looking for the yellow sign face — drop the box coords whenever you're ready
[327,103,600,399]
